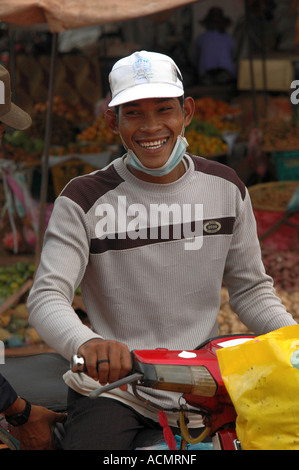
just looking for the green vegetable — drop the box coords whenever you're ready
[0,262,35,303]
[4,131,44,153]
[186,118,222,137]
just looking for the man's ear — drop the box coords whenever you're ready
[183,97,195,128]
[104,109,119,134]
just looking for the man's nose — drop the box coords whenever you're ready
[139,113,161,132]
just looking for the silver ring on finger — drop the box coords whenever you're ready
[97,359,110,366]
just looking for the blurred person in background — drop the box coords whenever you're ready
[193,7,236,85]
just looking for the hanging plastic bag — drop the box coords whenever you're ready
[216,325,299,450]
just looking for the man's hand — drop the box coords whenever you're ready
[77,338,132,388]
[18,405,66,450]
[4,397,67,450]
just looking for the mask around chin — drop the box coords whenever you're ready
[126,135,189,177]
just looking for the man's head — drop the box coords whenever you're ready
[105,51,194,182]
[0,65,32,131]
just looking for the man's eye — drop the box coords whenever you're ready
[126,110,139,116]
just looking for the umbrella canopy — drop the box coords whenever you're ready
[0,0,198,32]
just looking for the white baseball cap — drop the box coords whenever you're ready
[108,51,184,107]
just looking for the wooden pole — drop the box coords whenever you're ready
[34,32,58,267]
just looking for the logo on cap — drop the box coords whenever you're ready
[133,57,153,84]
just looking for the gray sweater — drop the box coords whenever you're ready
[27,154,296,421]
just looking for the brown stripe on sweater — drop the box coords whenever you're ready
[189,154,246,200]
[60,165,125,213]
[90,217,235,254]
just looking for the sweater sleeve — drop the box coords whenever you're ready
[0,373,17,413]
[223,189,296,334]
[27,196,102,360]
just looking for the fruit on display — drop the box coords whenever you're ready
[185,98,241,157]
[51,115,121,156]
[77,114,121,147]
[33,95,92,125]
[186,129,228,156]
[0,301,43,347]
[4,131,44,154]
[2,131,44,163]
[193,97,241,121]
[0,262,41,347]
[185,118,228,155]
[0,262,35,303]
[186,119,222,137]
[0,260,85,348]
[260,119,299,151]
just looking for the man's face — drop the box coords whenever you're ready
[116,97,189,170]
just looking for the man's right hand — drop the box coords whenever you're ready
[77,338,132,388]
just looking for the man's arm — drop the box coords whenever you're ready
[28,196,102,360]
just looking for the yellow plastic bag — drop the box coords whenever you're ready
[216,325,299,450]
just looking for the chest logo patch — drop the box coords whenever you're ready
[203,220,222,234]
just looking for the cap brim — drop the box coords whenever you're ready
[0,102,32,130]
[108,83,184,107]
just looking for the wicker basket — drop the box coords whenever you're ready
[248,181,299,212]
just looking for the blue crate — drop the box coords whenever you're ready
[272,151,299,181]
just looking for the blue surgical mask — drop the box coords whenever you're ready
[126,134,189,177]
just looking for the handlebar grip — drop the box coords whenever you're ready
[71,354,86,373]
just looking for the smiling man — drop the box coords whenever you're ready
[28,51,296,450]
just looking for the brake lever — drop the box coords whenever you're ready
[89,373,144,399]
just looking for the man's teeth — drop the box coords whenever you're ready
[140,139,167,149]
